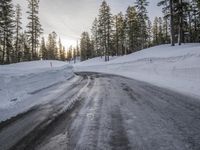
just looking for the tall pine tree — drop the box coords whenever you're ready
[14,4,22,62]
[135,0,149,49]
[26,0,43,60]
[98,0,112,61]
[0,0,15,64]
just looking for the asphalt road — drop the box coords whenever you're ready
[0,72,200,150]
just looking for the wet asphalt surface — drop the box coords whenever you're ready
[0,72,200,150]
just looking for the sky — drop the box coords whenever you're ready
[13,0,162,48]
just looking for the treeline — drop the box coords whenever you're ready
[40,32,80,62]
[80,0,200,62]
[0,0,71,64]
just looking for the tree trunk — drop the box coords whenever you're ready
[178,0,183,45]
[170,0,175,46]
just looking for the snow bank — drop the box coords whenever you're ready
[75,43,200,98]
[0,60,74,109]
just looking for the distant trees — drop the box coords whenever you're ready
[1,0,200,64]
[0,0,68,64]
[79,0,151,61]
[78,0,200,62]
[43,31,67,61]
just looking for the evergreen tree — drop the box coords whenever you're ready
[80,32,92,61]
[158,17,164,44]
[61,46,66,61]
[135,0,149,49]
[0,0,15,64]
[158,0,175,46]
[174,0,189,45]
[40,37,47,59]
[26,0,43,60]
[46,32,57,60]
[125,6,139,53]
[163,17,170,44]
[21,32,31,61]
[58,38,63,60]
[152,17,159,45]
[76,41,80,58]
[51,31,58,59]
[14,4,22,63]
[147,19,152,47]
[114,12,126,56]
[98,0,112,61]
[73,47,76,63]
[91,18,99,57]
[67,46,72,62]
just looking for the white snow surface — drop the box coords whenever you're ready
[75,43,200,98]
[0,60,74,110]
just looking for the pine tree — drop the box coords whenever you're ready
[174,0,189,45]
[158,17,164,44]
[147,19,152,47]
[163,16,170,44]
[61,46,66,61]
[0,0,15,64]
[52,31,58,59]
[73,47,76,64]
[26,0,43,60]
[67,46,72,62]
[21,32,31,61]
[58,38,62,60]
[114,12,126,56]
[98,0,112,61]
[91,18,99,57]
[158,0,175,46]
[76,41,80,58]
[190,0,200,42]
[125,6,139,53]
[80,32,92,61]
[152,17,159,45]
[40,37,47,59]
[46,32,57,60]
[14,4,22,63]
[135,0,149,49]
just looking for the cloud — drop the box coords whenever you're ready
[13,0,162,48]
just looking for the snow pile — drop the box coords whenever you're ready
[0,60,74,109]
[75,43,200,98]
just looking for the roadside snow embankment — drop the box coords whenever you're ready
[75,44,200,98]
[0,60,73,109]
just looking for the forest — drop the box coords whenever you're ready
[0,0,200,64]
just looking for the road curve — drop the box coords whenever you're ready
[0,72,200,150]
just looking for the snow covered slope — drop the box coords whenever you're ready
[0,60,74,109]
[75,43,200,98]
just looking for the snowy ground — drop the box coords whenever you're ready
[0,60,74,119]
[74,43,200,98]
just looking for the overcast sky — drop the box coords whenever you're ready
[13,0,162,48]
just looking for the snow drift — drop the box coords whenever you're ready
[0,60,74,109]
[74,43,200,98]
